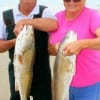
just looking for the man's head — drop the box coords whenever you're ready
[19,0,37,12]
[19,0,37,6]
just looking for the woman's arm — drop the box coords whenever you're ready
[63,28,100,56]
[14,18,57,36]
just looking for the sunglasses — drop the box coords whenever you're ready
[63,0,81,2]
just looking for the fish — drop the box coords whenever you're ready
[52,30,77,100]
[14,25,35,100]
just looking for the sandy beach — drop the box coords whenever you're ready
[0,52,55,100]
[0,52,10,100]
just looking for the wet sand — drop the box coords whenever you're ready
[0,52,55,100]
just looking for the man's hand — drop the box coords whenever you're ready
[13,20,25,36]
[48,43,60,56]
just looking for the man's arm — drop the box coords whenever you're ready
[48,43,57,56]
[0,39,16,52]
[14,18,57,36]
[48,43,60,56]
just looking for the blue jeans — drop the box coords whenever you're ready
[70,82,100,100]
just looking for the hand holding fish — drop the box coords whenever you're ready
[48,43,60,55]
[63,40,83,56]
[14,19,25,36]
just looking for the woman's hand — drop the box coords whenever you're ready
[63,40,83,56]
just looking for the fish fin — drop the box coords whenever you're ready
[13,54,16,64]
[15,80,19,91]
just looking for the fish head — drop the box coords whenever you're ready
[59,30,77,51]
[64,30,77,45]
[15,25,35,53]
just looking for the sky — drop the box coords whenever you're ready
[0,0,100,17]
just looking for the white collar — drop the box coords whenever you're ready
[14,3,40,16]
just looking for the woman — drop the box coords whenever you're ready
[49,0,100,100]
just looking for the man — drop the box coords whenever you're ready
[0,0,57,100]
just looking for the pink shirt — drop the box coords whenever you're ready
[50,7,100,87]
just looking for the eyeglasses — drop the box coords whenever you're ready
[63,0,81,2]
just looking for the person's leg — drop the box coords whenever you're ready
[10,91,20,100]
[31,84,52,100]
[33,95,52,100]
[96,83,100,100]
[69,86,76,100]
[32,88,52,100]
[70,82,100,100]
[8,62,15,100]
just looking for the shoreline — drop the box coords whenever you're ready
[0,52,10,100]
